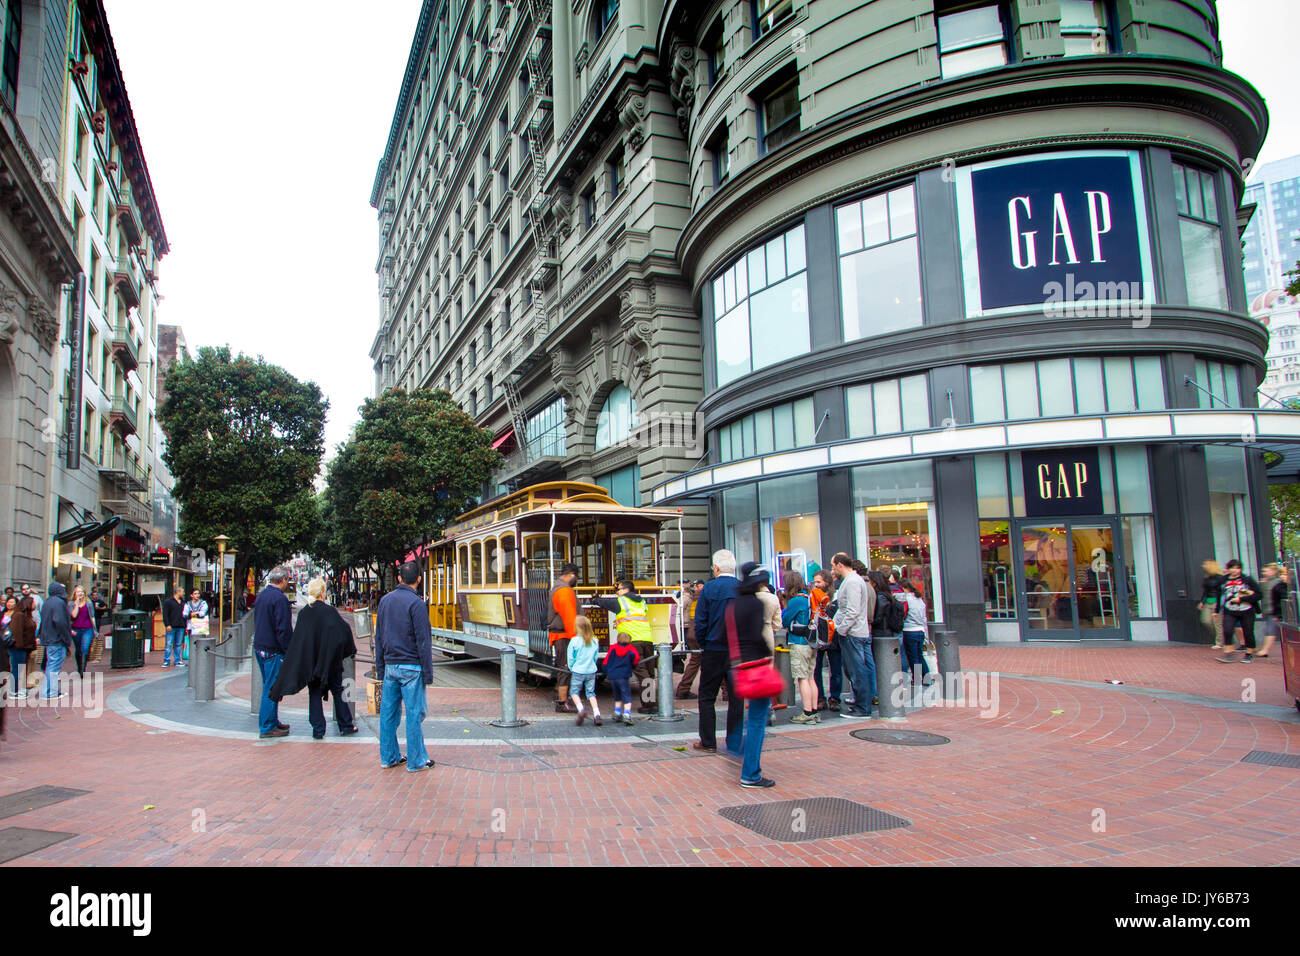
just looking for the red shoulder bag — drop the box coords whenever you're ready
[726,603,785,700]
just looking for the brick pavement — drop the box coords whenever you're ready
[1,643,1297,866]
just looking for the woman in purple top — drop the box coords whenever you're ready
[69,585,96,678]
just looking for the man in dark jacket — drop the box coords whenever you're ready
[162,587,187,669]
[375,561,434,771]
[253,567,294,738]
[692,550,741,754]
[269,579,359,739]
[36,582,73,700]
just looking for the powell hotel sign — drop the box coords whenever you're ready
[956,151,1154,317]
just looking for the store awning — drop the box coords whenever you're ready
[491,428,515,450]
[57,554,96,570]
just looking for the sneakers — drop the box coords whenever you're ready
[838,708,870,719]
[593,716,603,726]
[790,711,821,724]
[623,715,634,726]
[741,777,776,789]
[382,756,407,768]
[161,662,171,669]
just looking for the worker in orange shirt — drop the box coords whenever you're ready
[549,562,580,713]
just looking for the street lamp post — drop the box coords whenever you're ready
[214,535,230,642]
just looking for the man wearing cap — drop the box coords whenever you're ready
[549,563,580,713]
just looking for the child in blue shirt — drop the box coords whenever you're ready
[567,615,602,726]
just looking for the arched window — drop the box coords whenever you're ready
[593,0,619,44]
[595,384,638,451]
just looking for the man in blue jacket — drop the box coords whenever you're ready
[375,561,435,772]
[692,549,740,754]
[254,567,294,738]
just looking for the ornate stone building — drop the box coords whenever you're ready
[0,0,80,587]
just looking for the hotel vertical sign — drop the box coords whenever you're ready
[65,272,87,470]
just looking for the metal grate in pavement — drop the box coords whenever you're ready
[0,786,92,821]
[850,729,951,746]
[0,827,76,863]
[1241,750,1300,769]
[719,797,910,843]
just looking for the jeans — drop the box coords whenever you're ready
[610,676,632,705]
[379,664,430,771]
[43,643,67,698]
[571,672,597,698]
[698,650,742,754]
[308,681,354,737]
[164,627,187,666]
[9,648,27,690]
[255,650,284,734]
[838,634,875,714]
[815,643,842,700]
[902,631,929,680]
[740,696,772,783]
[73,628,95,675]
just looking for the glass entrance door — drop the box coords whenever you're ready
[1017,518,1126,640]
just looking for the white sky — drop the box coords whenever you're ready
[101,0,1295,475]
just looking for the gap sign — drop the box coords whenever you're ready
[963,152,1149,313]
[1022,447,1103,517]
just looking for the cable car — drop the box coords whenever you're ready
[424,482,685,679]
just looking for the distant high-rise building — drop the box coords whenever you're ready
[1242,155,1300,303]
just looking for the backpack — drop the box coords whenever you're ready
[877,590,908,635]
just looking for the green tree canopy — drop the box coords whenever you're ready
[158,345,327,597]
[325,388,501,574]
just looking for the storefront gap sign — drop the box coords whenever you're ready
[1022,447,1103,517]
[958,151,1152,315]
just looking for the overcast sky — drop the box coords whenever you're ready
[101,0,1295,475]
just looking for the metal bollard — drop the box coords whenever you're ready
[932,630,962,702]
[872,635,906,719]
[651,643,683,722]
[250,649,262,715]
[187,634,195,688]
[193,637,216,702]
[489,645,528,728]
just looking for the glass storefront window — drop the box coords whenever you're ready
[723,483,759,566]
[597,462,640,507]
[1193,359,1242,408]
[1206,446,1256,570]
[712,223,809,386]
[717,396,815,462]
[1121,516,1161,618]
[845,375,930,439]
[975,453,1009,517]
[981,520,1017,619]
[971,356,1166,422]
[838,184,923,339]
[851,461,941,621]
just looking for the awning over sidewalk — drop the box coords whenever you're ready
[491,427,515,450]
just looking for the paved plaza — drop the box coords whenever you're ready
[1,643,1297,866]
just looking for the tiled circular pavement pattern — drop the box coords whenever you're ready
[1,645,1298,866]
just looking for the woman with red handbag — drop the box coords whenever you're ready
[728,561,784,789]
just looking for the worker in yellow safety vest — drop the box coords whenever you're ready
[590,580,660,712]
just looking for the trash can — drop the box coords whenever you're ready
[110,610,149,669]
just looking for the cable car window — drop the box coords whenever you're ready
[458,545,469,588]
[486,537,500,586]
[499,534,516,585]
[524,534,569,567]
[613,535,655,583]
[470,541,483,587]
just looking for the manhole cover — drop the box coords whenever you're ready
[719,797,909,843]
[1241,750,1300,769]
[850,729,950,746]
[0,786,91,822]
[0,827,75,863]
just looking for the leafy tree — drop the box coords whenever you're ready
[1267,396,1300,561]
[158,346,327,613]
[325,388,501,585]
